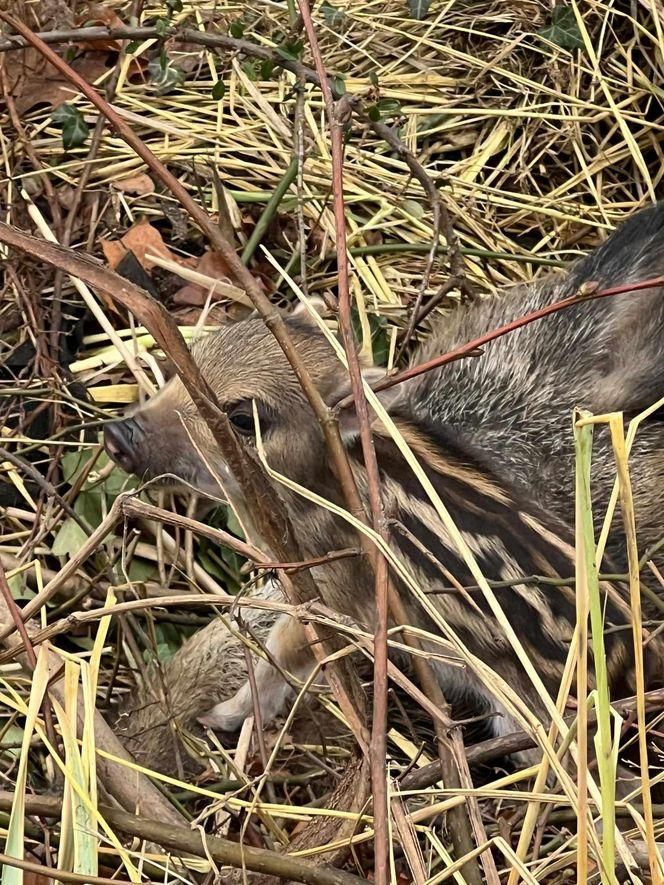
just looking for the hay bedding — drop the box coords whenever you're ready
[1,0,664,882]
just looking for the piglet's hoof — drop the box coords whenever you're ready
[198,702,246,733]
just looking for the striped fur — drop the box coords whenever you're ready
[105,203,664,740]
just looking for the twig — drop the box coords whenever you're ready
[0,23,463,308]
[295,4,392,879]
[351,275,664,403]
[2,12,379,744]
[401,688,664,791]
[0,792,367,885]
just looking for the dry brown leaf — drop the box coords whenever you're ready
[100,238,127,270]
[172,250,237,307]
[15,54,111,115]
[102,219,177,271]
[112,173,155,196]
[75,4,126,51]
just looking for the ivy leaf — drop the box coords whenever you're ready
[376,98,401,117]
[538,5,584,51]
[51,103,90,151]
[331,75,346,96]
[321,2,345,27]
[407,0,432,20]
[148,54,185,94]
[155,17,169,37]
[52,518,88,557]
[276,39,304,61]
[212,80,226,101]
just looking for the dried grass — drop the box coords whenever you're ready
[2,1,664,883]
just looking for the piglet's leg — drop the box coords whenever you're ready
[198,614,316,732]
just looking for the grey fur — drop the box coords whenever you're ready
[107,203,664,772]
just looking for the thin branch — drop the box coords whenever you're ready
[0,792,367,885]
[358,275,664,401]
[294,3,391,880]
[400,688,664,791]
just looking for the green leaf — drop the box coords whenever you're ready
[321,2,345,27]
[52,518,88,557]
[331,75,346,96]
[538,5,584,51]
[128,557,156,583]
[261,59,276,80]
[8,572,34,602]
[148,55,185,94]
[376,98,401,117]
[401,199,425,220]
[407,0,432,20]
[242,59,261,81]
[52,104,90,151]
[166,0,183,11]
[367,104,381,122]
[369,71,379,88]
[230,20,245,38]
[62,448,90,484]
[276,39,304,61]
[74,489,102,531]
[155,17,169,37]
[212,79,226,101]
[126,40,140,54]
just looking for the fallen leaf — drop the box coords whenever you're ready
[100,239,127,269]
[75,4,126,51]
[16,54,111,115]
[112,173,155,195]
[102,218,176,270]
[172,249,238,306]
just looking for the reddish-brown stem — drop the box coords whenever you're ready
[370,276,664,397]
[0,12,374,751]
[295,3,391,879]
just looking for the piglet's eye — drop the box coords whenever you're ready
[228,407,255,436]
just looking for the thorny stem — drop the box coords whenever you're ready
[0,13,371,749]
[363,275,664,400]
[295,2,391,881]
[295,5,490,883]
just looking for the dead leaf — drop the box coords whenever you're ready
[172,250,237,307]
[16,54,111,115]
[102,218,176,271]
[75,4,126,51]
[112,173,155,196]
[100,239,127,270]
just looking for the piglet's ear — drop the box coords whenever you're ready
[290,296,328,324]
[336,368,402,443]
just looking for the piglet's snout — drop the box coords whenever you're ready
[104,416,145,474]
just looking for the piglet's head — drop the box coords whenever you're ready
[104,309,395,505]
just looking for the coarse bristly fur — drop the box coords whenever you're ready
[105,202,664,763]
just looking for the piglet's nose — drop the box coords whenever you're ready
[104,417,143,475]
